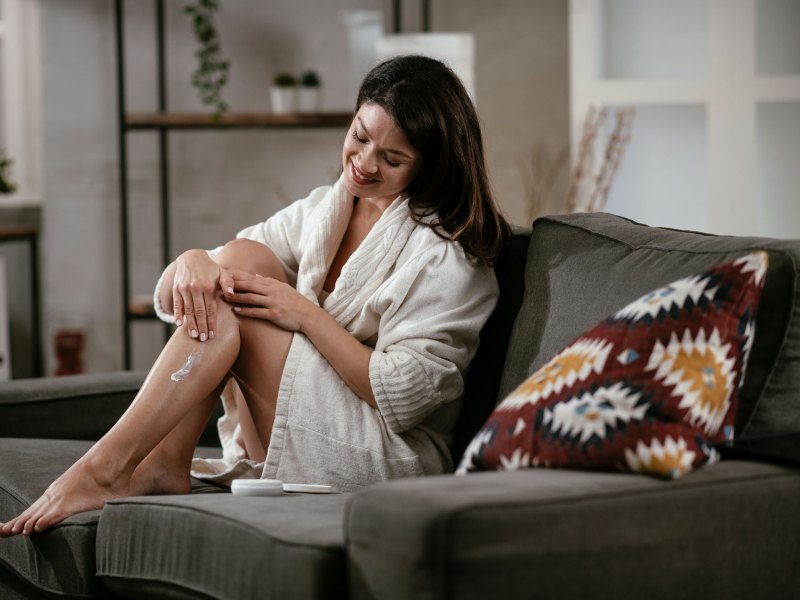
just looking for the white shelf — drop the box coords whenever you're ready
[756,102,800,239]
[570,0,800,237]
[592,80,708,106]
[601,0,708,80]
[755,0,800,77]
[754,77,800,102]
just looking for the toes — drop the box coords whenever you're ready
[2,497,47,536]
[22,513,42,536]
[0,520,15,537]
[15,514,36,536]
[32,510,61,534]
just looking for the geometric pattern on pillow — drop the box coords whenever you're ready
[457,251,768,479]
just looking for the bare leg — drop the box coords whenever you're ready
[0,241,292,536]
[129,238,288,488]
[233,383,268,463]
[127,379,226,496]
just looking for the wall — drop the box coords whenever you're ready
[38,0,568,373]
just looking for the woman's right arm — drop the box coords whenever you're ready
[158,249,235,341]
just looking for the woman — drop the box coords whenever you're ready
[1,55,510,536]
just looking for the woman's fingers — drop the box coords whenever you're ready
[226,291,267,306]
[179,286,198,339]
[232,306,270,319]
[190,284,209,341]
[228,272,271,293]
[219,269,236,299]
[172,290,185,327]
[203,287,217,340]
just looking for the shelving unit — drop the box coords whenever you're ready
[569,0,800,238]
[125,112,353,130]
[113,0,352,369]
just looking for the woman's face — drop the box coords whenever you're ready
[342,102,423,208]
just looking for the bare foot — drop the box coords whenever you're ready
[0,454,132,537]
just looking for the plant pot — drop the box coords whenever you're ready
[298,87,322,113]
[270,87,297,114]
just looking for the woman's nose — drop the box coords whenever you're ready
[358,148,379,173]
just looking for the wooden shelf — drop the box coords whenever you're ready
[0,224,38,241]
[128,295,156,318]
[125,111,353,130]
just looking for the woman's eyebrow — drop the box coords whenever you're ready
[357,116,415,160]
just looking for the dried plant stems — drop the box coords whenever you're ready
[520,143,569,222]
[565,105,606,213]
[522,105,635,221]
[588,107,635,212]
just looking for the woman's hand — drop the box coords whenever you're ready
[172,249,235,341]
[225,270,317,332]
[227,269,377,406]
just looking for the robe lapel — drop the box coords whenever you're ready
[294,176,354,304]
[323,193,416,329]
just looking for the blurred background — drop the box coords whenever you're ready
[0,0,797,377]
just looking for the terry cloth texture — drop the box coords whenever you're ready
[499,213,798,440]
[96,493,350,600]
[155,176,499,491]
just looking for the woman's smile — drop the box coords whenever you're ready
[342,102,423,208]
[350,160,378,186]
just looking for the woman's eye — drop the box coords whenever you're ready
[384,155,400,167]
[352,130,367,144]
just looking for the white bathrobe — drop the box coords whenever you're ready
[154,176,499,492]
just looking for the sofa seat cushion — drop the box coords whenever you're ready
[0,438,224,599]
[96,491,351,600]
[0,438,104,598]
[346,460,800,600]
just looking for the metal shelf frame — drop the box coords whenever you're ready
[114,0,428,369]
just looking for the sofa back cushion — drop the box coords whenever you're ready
[499,213,798,440]
[451,228,530,466]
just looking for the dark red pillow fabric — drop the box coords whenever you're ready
[457,252,768,479]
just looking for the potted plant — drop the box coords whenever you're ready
[298,70,322,114]
[270,72,297,115]
[183,0,230,120]
[0,153,16,195]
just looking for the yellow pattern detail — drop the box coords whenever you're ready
[671,347,729,416]
[514,351,591,399]
[639,446,692,478]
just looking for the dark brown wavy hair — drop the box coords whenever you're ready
[355,55,510,266]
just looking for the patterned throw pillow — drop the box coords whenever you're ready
[457,252,768,479]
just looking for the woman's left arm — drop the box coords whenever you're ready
[226,271,377,407]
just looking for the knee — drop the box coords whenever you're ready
[218,239,286,282]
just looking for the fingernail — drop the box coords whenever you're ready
[176,319,182,327]
[191,329,198,338]
[227,287,234,294]
[209,331,215,339]
[234,307,242,312]
[200,333,207,342]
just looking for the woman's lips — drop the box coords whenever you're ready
[351,161,377,185]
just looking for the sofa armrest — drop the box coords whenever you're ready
[345,463,800,600]
[0,371,147,441]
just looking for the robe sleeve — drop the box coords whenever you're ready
[234,184,331,285]
[152,184,331,323]
[368,242,499,434]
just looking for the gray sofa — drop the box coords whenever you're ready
[1,212,799,600]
